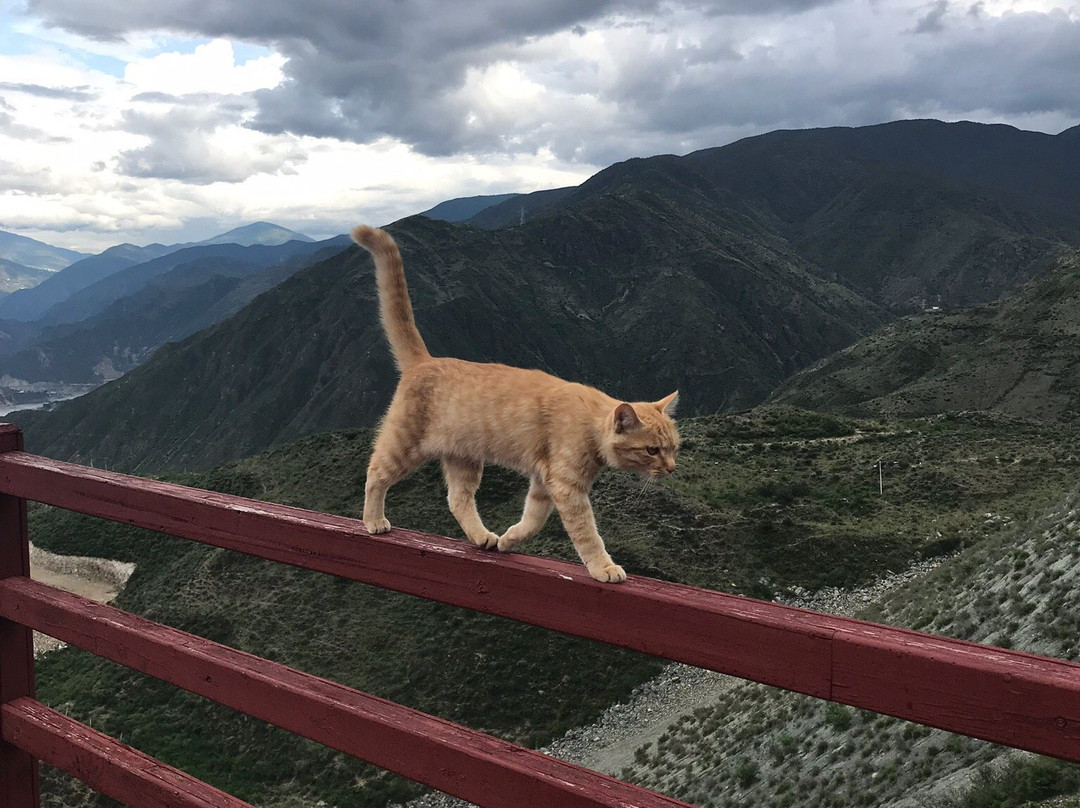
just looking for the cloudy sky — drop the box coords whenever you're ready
[1,0,1078,252]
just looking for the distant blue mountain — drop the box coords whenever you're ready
[0,258,53,297]
[0,236,350,383]
[0,222,315,322]
[0,229,86,272]
[0,243,176,322]
[189,221,314,247]
[38,238,335,327]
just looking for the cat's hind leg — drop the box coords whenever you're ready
[498,476,554,552]
[363,426,424,534]
[442,456,500,549]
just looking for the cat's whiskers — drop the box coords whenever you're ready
[630,476,653,510]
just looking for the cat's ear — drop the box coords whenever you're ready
[614,403,641,433]
[655,390,679,417]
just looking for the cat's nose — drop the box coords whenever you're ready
[664,458,676,474]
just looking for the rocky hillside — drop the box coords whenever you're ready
[609,486,1080,808]
[771,248,1080,422]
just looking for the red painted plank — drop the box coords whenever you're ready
[0,450,836,697]
[0,427,39,808]
[2,697,251,808]
[1,451,1079,763]
[832,625,1080,758]
[0,577,695,808]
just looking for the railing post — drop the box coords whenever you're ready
[0,425,39,808]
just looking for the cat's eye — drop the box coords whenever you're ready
[646,446,660,456]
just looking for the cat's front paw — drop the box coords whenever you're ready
[588,562,627,583]
[496,527,525,552]
[365,517,392,534]
[468,530,501,550]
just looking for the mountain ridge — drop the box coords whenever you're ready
[0,229,86,273]
[770,247,1080,422]
[12,118,1080,473]
[0,237,350,384]
[10,200,886,472]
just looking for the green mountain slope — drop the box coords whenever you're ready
[12,201,884,472]
[31,408,1080,808]
[480,120,1080,311]
[770,248,1080,422]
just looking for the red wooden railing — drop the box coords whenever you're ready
[0,420,1078,807]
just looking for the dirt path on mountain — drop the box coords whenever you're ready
[397,558,945,808]
[28,543,135,654]
[542,557,944,778]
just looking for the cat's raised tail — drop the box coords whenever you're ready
[351,225,431,371]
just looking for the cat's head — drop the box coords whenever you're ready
[604,391,680,477]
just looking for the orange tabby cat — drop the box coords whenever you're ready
[351,224,679,583]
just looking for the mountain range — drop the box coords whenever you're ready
[0,229,88,299]
[0,238,350,384]
[0,223,337,390]
[0,229,86,272]
[14,118,1080,808]
[10,119,1080,474]
[10,200,887,471]
[0,222,313,323]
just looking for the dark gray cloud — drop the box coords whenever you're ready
[914,0,950,33]
[115,104,305,183]
[25,0,1080,165]
[0,82,97,101]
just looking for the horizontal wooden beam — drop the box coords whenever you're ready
[0,577,693,808]
[0,451,1078,763]
[0,450,836,692]
[2,696,253,808]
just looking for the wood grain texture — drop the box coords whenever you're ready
[0,577,694,808]
[2,697,251,808]
[0,427,38,808]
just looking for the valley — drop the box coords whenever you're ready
[0,381,96,416]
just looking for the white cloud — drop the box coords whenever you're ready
[2,0,1079,251]
[123,39,285,96]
